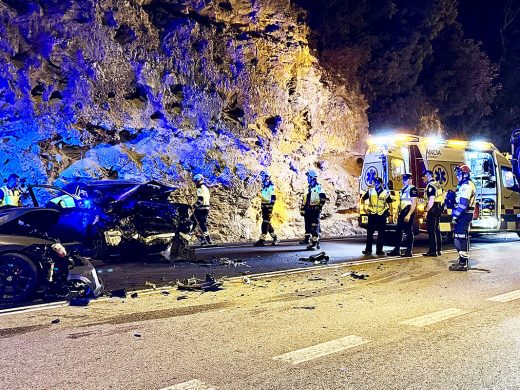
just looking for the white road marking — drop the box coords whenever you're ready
[400,308,468,327]
[158,379,216,390]
[273,335,369,364]
[486,289,520,303]
[0,302,67,317]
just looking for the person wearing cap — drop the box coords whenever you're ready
[387,173,418,257]
[0,174,22,207]
[254,171,278,246]
[449,164,476,271]
[191,173,213,246]
[360,177,393,256]
[300,170,327,250]
[422,169,444,257]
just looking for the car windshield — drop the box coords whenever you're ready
[30,187,77,209]
[62,183,141,206]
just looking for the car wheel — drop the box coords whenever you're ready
[441,232,453,245]
[90,229,108,260]
[0,252,38,303]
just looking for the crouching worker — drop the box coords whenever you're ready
[449,164,476,271]
[254,171,278,246]
[300,170,326,251]
[0,174,23,207]
[361,177,393,256]
[191,174,213,246]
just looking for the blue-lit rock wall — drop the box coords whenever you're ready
[0,0,368,241]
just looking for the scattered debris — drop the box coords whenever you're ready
[242,276,251,284]
[177,274,223,292]
[110,288,127,298]
[51,318,60,324]
[217,257,249,267]
[145,281,157,289]
[130,292,139,299]
[161,290,171,295]
[133,332,142,338]
[346,271,369,280]
[69,297,90,306]
[292,306,316,310]
[176,295,188,300]
[308,276,325,281]
[298,251,330,264]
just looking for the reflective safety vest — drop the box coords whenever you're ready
[195,185,210,209]
[302,183,325,208]
[425,180,445,203]
[399,185,416,211]
[0,185,21,207]
[366,188,390,216]
[455,179,476,211]
[261,183,275,204]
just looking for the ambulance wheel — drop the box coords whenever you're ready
[441,232,453,245]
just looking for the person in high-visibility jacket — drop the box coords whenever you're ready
[421,169,444,257]
[387,173,418,257]
[191,174,213,246]
[254,171,278,246]
[0,174,22,207]
[449,164,476,271]
[361,177,393,256]
[300,170,326,250]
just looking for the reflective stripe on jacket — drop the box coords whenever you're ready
[454,179,476,216]
[367,188,390,216]
[0,185,21,207]
[399,185,416,211]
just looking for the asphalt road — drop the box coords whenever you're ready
[1,234,520,389]
[93,233,519,292]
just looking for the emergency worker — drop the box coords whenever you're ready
[449,164,476,271]
[254,171,278,246]
[191,174,213,246]
[422,169,443,256]
[300,170,326,250]
[388,173,418,257]
[0,174,22,207]
[361,177,393,256]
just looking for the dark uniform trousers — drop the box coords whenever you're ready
[365,213,387,253]
[304,207,321,239]
[192,208,209,234]
[261,204,275,235]
[454,212,473,261]
[394,206,415,253]
[426,203,442,253]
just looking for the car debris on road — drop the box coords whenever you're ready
[177,274,223,292]
[298,251,330,264]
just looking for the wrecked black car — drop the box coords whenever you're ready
[29,180,192,259]
[0,207,103,303]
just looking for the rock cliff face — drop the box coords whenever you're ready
[0,0,368,241]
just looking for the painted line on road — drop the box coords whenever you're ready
[400,308,468,327]
[486,289,520,303]
[273,335,369,365]
[158,379,216,390]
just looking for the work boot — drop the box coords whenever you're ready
[254,239,266,247]
[376,250,386,256]
[449,262,468,271]
[400,251,413,258]
[437,251,442,256]
[299,236,310,245]
[387,249,400,256]
[306,243,317,251]
[362,249,372,255]
[271,235,278,246]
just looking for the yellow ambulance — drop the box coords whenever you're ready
[358,134,520,241]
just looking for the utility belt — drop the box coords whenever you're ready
[261,202,274,206]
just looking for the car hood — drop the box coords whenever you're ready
[0,207,61,233]
[111,180,177,203]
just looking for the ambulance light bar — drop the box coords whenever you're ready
[367,134,419,147]
[467,140,493,151]
[447,139,468,149]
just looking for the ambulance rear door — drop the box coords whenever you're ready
[496,152,520,232]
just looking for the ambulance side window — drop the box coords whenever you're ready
[501,167,520,192]
[390,158,405,190]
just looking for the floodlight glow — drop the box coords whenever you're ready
[468,140,492,151]
[447,139,468,149]
[425,136,445,147]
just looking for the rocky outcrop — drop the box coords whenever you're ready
[0,0,368,241]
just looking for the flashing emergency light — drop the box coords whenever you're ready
[447,139,468,149]
[468,140,493,151]
[425,136,445,147]
[367,133,418,147]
